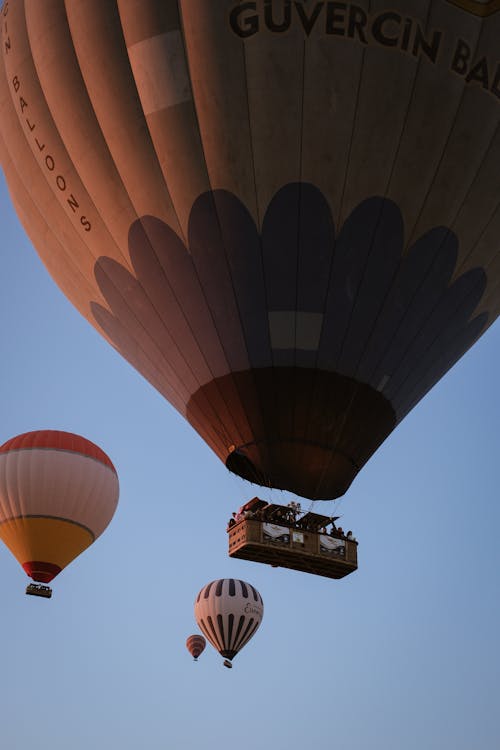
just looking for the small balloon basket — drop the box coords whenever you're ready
[25,583,52,599]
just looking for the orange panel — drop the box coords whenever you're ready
[0,516,94,574]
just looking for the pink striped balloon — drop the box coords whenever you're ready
[186,634,206,661]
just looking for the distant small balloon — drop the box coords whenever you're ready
[0,430,119,584]
[186,634,206,661]
[194,579,263,666]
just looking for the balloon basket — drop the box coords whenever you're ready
[223,659,233,669]
[25,583,52,599]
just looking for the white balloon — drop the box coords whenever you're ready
[194,579,264,662]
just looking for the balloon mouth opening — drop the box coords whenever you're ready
[220,649,237,660]
[225,441,357,500]
[23,561,62,583]
[191,367,396,500]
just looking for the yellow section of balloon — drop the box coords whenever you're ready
[0,517,94,572]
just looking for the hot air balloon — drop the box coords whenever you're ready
[194,578,264,668]
[0,430,119,597]
[1,1,499,501]
[186,634,206,662]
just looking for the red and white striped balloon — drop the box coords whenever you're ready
[186,634,206,661]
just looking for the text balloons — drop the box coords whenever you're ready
[1,2,499,499]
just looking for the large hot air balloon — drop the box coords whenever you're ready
[1,1,499,500]
[194,578,264,667]
[0,430,119,594]
[186,634,206,662]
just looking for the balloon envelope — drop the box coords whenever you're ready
[1,1,499,499]
[0,430,119,582]
[186,634,206,661]
[194,578,264,661]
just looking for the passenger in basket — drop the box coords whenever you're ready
[287,501,302,524]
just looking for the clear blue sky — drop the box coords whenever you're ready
[1,170,499,750]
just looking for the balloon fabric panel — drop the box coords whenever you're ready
[0,517,94,582]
